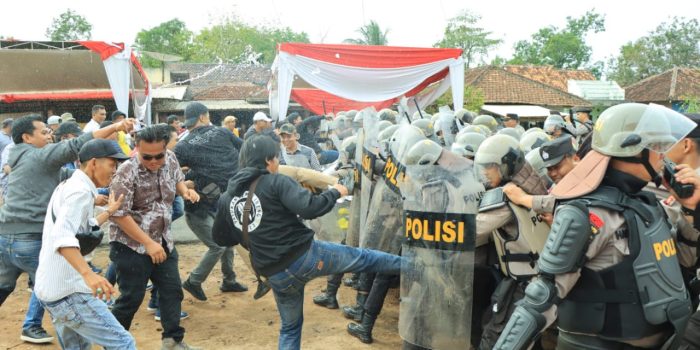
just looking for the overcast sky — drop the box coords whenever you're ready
[2,0,698,65]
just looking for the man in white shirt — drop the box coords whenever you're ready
[34,139,135,349]
[82,105,107,133]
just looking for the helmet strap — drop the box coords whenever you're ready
[616,149,662,187]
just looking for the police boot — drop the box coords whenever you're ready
[343,272,359,289]
[342,292,367,321]
[312,282,339,309]
[347,313,376,344]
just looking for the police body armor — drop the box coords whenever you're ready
[558,186,692,341]
[479,188,551,281]
[399,161,482,349]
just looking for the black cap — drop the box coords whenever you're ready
[539,135,575,167]
[55,121,83,139]
[184,102,208,128]
[79,139,130,163]
[110,110,126,121]
[573,106,592,113]
[685,113,700,138]
[279,123,297,135]
[505,113,519,120]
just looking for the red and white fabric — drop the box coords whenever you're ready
[269,43,464,121]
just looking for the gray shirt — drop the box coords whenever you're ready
[282,144,321,171]
[0,133,93,235]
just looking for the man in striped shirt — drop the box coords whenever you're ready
[280,123,322,171]
[34,139,135,349]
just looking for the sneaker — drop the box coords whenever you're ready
[20,326,53,344]
[182,279,207,301]
[220,281,248,293]
[155,309,189,321]
[161,337,201,350]
[147,298,159,312]
[88,262,103,274]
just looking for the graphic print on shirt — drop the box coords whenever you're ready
[229,190,263,232]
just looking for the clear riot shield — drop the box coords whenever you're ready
[359,148,405,254]
[399,163,481,350]
[309,200,350,243]
[358,113,381,247]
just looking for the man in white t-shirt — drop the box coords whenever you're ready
[34,139,135,349]
[82,105,107,133]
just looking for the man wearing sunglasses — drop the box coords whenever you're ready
[108,124,201,350]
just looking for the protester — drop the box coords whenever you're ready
[213,134,402,349]
[244,111,280,142]
[223,115,240,137]
[279,123,322,171]
[34,139,135,349]
[0,114,133,344]
[109,124,201,350]
[47,115,61,132]
[83,105,107,133]
[175,102,247,301]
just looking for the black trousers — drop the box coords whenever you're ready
[364,273,398,317]
[110,242,185,341]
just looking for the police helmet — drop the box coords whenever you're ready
[339,135,358,163]
[452,132,486,158]
[376,120,393,134]
[412,110,431,120]
[525,147,548,179]
[377,125,400,155]
[404,139,443,165]
[455,109,475,124]
[378,109,396,123]
[389,125,426,161]
[522,127,544,137]
[411,119,434,138]
[519,130,550,153]
[497,127,521,141]
[461,125,487,136]
[474,134,525,184]
[543,115,566,135]
[473,115,499,133]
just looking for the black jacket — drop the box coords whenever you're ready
[212,167,340,276]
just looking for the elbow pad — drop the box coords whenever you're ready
[538,200,591,275]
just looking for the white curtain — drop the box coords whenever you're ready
[271,51,464,121]
[102,45,132,115]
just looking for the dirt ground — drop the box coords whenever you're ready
[0,243,402,350]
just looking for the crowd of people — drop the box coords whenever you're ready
[2,100,700,350]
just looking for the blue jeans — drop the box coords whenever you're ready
[41,293,135,349]
[267,240,402,350]
[0,234,46,330]
[318,150,338,165]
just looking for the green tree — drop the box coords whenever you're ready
[192,18,309,64]
[681,96,700,113]
[344,20,389,45]
[509,10,605,69]
[135,19,194,68]
[434,10,502,67]
[429,86,485,114]
[607,17,700,86]
[46,9,92,41]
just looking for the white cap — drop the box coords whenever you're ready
[253,111,272,122]
[47,115,62,125]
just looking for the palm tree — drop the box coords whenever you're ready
[344,20,389,45]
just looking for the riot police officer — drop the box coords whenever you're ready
[495,103,699,349]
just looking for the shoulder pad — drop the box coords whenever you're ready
[538,200,592,275]
[479,187,507,212]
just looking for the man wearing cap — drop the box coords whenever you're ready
[175,102,247,302]
[223,115,240,137]
[244,111,280,142]
[0,114,133,344]
[83,105,107,133]
[503,135,580,216]
[60,113,76,123]
[47,116,61,133]
[495,103,700,349]
[503,113,525,135]
[279,123,322,172]
[34,139,135,349]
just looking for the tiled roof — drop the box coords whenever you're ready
[191,83,267,100]
[164,63,272,101]
[504,65,596,91]
[465,66,592,107]
[624,67,700,102]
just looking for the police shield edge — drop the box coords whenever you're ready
[358,113,381,248]
[399,163,481,349]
